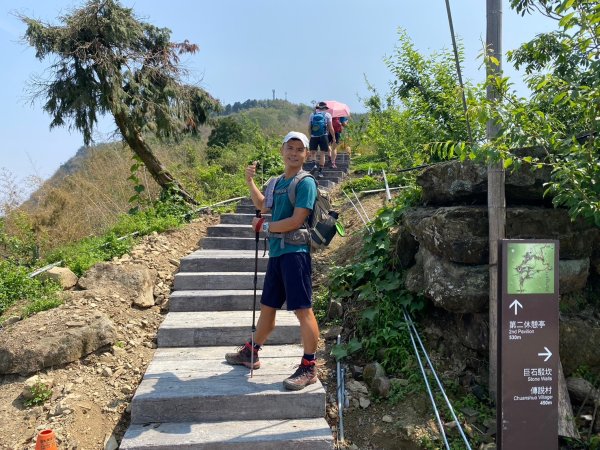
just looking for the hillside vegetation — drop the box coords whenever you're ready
[0,100,319,319]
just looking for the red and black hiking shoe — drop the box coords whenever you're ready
[283,358,318,391]
[225,342,260,370]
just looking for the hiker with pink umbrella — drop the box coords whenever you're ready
[324,100,350,169]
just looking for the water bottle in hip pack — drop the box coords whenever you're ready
[310,112,328,137]
[264,170,339,250]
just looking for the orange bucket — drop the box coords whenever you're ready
[35,429,58,450]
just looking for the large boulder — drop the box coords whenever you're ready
[78,262,156,307]
[559,259,590,294]
[406,247,489,313]
[0,309,115,375]
[403,206,598,264]
[560,317,600,376]
[39,267,78,290]
[417,159,553,206]
[421,308,489,360]
[406,248,590,313]
[404,206,487,264]
[506,209,598,261]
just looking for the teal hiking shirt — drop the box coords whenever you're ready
[268,175,317,258]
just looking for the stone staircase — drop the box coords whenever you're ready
[120,153,349,449]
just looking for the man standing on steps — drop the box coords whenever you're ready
[308,101,335,178]
[225,131,321,391]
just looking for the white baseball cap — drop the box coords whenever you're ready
[282,131,309,149]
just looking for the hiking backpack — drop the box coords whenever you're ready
[264,170,338,250]
[310,112,328,137]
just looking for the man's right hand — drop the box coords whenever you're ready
[245,161,258,184]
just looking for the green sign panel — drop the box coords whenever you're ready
[507,242,555,294]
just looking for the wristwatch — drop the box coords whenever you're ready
[262,222,269,233]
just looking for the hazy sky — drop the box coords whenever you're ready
[0,0,556,183]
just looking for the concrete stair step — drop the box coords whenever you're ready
[120,418,334,449]
[321,170,346,178]
[317,180,335,189]
[202,237,269,251]
[319,176,342,183]
[208,224,266,238]
[220,213,271,224]
[169,290,264,312]
[157,311,299,347]
[179,250,268,272]
[130,346,325,423]
[174,272,264,291]
[303,162,349,170]
[236,205,266,214]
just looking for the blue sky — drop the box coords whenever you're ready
[0,0,556,183]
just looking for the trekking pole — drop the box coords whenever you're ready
[250,209,261,378]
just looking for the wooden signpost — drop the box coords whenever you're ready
[498,239,559,449]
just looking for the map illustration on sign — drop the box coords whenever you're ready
[507,243,555,294]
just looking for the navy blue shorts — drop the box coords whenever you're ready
[309,135,329,152]
[260,252,313,310]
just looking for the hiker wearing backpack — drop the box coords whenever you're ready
[225,131,321,391]
[308,101,335,178]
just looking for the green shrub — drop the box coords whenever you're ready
[0,261,60,316]
[23,297,63,317]
[328,189,425,375]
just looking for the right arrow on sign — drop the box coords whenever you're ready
[509,299,523,315]
[538,347,552,362]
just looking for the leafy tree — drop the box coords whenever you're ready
[431,1,599,225]
[207,117,245,149]
[506,0,600,225]
[385,30,481,146]
[20,0,220,205]
[359,30,483,167]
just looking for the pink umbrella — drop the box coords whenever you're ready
[324,100,350,118]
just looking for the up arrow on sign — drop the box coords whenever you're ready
[509,299,523,315]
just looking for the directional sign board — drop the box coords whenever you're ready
[498,240,559,450]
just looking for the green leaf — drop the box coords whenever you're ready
[553,92,567,104]
[346,338,363,353]
[330,344,348,361]
[503,158,513,169]
[361,307,379,321]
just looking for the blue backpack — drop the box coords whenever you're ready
[310,112,327,137]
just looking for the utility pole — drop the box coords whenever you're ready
[272,89,275,101]
[487,0,505,399]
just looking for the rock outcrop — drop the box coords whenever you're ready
[0,309,116,375]
[398,158,600,377]
[78,263,156,308]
